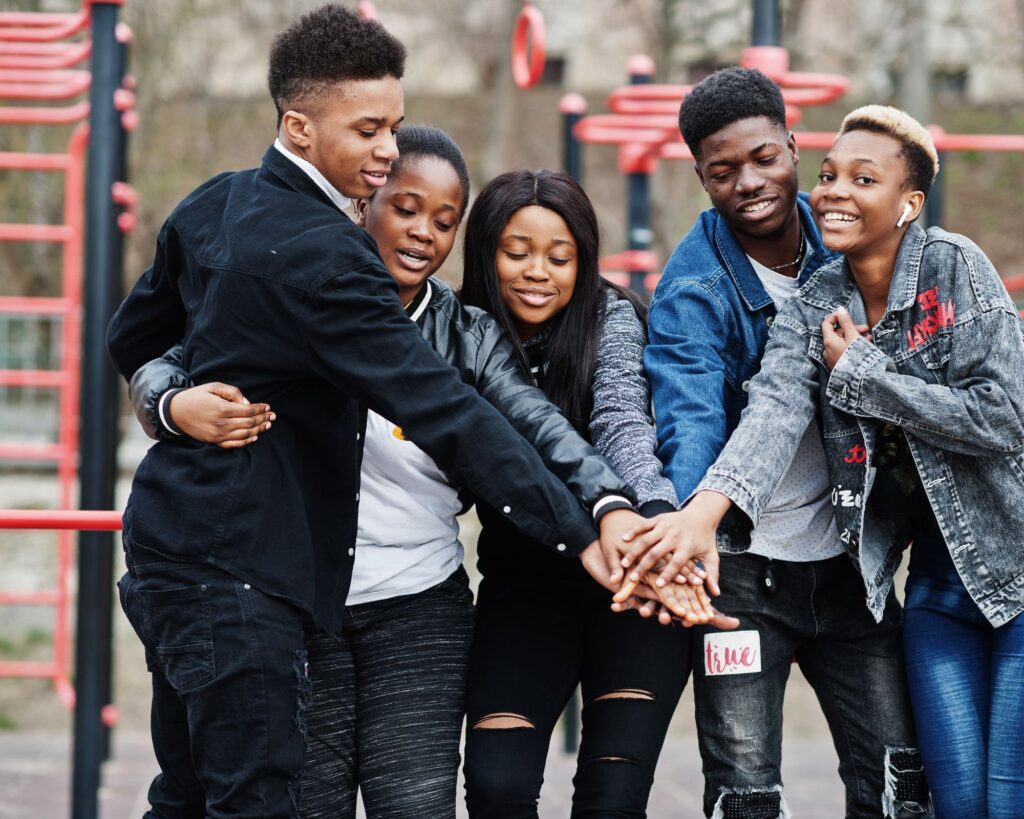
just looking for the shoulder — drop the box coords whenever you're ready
[600,287,645,334]
[921,228,1009,312]
[658,209,728,289]
[427,277,499,344]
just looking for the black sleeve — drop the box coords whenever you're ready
[107,221,188,381]
[128,343,191,441]
[307,267,599,555]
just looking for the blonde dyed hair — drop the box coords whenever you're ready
[837,105,939,193]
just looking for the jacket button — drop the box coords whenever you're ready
[355,492,360,501]
[557,543,566,552]
[356,432,360,441]
[502,505,511,514]
[741,380,750,392]
[348,547,354,557]
[766,316,775,327]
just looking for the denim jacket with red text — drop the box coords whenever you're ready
[699,223,1024,626]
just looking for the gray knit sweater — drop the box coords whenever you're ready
[589,290,679,510]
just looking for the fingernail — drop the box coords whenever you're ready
[629,571,639,582]
[269,413,277,421]
[656,578,666,587]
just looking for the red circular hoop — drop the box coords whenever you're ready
[511,4,546,89]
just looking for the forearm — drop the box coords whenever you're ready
[128,344,191,440]
[828,314,1024,455]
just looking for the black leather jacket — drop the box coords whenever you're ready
[130,276,633,514]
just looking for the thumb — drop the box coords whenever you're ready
[835,307,858,337]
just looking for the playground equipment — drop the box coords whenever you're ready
[516,0,1024,301]
[0,1,134,817]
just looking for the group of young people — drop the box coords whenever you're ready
[105,4,1024,818]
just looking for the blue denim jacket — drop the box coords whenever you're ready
[646,193,838,501]
[700,223,1024,626]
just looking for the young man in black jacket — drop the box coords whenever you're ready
[107,7,645,816]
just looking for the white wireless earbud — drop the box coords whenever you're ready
[896,202,913,228]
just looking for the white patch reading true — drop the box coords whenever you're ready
[704,630,762,676]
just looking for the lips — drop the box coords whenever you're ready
[395,247,432,272]
[511,287,557,308]
[737,196,777,221]
[362,169,389,188]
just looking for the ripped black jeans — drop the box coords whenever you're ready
[118,539,313,818]
[463,573,691,818]
[692,552,930,819]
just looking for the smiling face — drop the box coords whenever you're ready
[496,205,578,340]
[694,116,800,253]
[810,129,922,260]
[357,155,464,304]
[281,76,405,199]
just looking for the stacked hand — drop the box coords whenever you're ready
[584,496,740,631]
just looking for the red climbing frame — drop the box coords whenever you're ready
[0,0,137,709]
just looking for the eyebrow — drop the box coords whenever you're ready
[352,115,405,126]
[505,234,575,247]
[707,142,775,166]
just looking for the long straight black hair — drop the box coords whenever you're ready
[460,169,645,433]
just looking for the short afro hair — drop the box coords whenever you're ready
[679,67,786,159]
[837,105,939,196]
[392,125,471,219]
[268,4,406,123]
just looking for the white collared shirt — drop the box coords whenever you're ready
[273,139,351,213]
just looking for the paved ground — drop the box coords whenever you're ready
[1,670,846,818]
[0,728,845,818]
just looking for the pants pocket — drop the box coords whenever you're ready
[140,583,216,691]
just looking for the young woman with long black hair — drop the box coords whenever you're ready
[459,170,733,818]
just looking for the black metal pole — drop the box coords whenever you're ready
[925,151,943,228]
[72,3,124,817]
[752,0,780,46]
[560,93,587,184]
[626,57,654,296]
[96,32,128,765]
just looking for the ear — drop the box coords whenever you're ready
[902,190,926,225]
[787,130,799,166]
[354,196,370,227]
[693,162,708,191]
[281,109,312,149]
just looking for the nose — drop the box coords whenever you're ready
[522,256,548,281]
[735,163,766,195]
[375,130,399,163]
[408,215,432,243]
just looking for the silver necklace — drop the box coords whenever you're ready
[767,231,805,271]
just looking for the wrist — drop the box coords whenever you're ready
[159,387,188,437]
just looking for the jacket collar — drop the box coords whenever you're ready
[883,222,927,315]
[713,193,836,312]
[260,145,347,213]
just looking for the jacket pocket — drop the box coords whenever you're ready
[141,584,215,692]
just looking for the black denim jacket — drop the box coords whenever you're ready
[129,276,633,515]
[107,147,601,633]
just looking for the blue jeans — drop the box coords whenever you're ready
[693,552,930,818]
[118,540,313,818]
[904,528,1024,818]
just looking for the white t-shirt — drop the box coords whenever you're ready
[346,283,463,604]
[745,253,843,562]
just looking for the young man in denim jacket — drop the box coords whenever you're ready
[643,68,930,818]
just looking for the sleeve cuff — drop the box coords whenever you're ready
[158,388,187,437]
[592,494,636,524]
[638,499,677,518]
[825,337,886,411]
[691,472,762,529]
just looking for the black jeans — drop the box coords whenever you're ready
[117,540,313,818]
[300,568,475,819]
[463,574,691,818]
[692,552,930,819]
